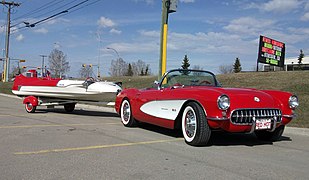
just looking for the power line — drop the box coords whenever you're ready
[10,0,78,28]
[11,0,63,21]
[1,1,20,82]
[11,0,102,33]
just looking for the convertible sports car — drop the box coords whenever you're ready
[115,69,299,146]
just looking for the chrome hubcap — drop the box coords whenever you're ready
[185,109,196,138]
[27,103,33,110]
[122,102,130,122]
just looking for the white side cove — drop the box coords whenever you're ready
[140,100,187,120]
[57,80,84,87]
[12,80,122,102]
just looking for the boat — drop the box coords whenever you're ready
[12,70,122,113]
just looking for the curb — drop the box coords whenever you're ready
[0,93,21,99]
[284,126,309,137]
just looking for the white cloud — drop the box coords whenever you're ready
[34,28,48,34]
[224,17,275,35]
[105,42,158,53]
[180,0,195,3]
[301,12,309,21]
[305,1,309,10]
[97,17,116,28]
[110,28,122,34]
[288,27,309,35]
[133,0,154,5]
[16,34,24,41]
[139,30,160,37]
[245,0,301,13]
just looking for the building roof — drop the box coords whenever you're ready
[285,56,309,65]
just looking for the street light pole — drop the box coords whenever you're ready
[40,55,47,77]
[106,47,120,59]
[107,47,121,76]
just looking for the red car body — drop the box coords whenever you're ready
[115,69,298,146]
[12,69,61,92]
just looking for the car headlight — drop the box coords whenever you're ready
[217,95,230,110]
[289,95,299,109]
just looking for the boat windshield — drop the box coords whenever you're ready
[160,69,218,88]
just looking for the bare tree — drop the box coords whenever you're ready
[109,58,128,76]
[79,65,94,78]
[10,65,26,79]
[132,59,146,76]
[192,65,203,70]
[218,64,233,74]
[48,49,70,78]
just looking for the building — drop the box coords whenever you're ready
[263,56,309,71]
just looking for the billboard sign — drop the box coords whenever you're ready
[258,35,285,67]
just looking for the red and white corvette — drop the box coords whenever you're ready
[115,69,299,146]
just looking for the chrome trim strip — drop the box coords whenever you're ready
[249,117,256,134]
[207,117,229,121]
[283,114,297,118]
[270,117,277,132]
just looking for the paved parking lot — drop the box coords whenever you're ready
[1,94,309,179]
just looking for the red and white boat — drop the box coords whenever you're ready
[12,70,122,113]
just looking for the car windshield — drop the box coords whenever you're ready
[160,69,218,88]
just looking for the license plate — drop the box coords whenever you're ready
[255,119,272,130]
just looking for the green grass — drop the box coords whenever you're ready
[0,82,13,95]
[1,71,308,127]
[216,71,309,128]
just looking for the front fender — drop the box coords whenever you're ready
[23,96,38,106]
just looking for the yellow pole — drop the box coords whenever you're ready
[2,61,7,82]
[162,24,168,77]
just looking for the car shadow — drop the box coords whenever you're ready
[35,108,119,118]
[137,123,292,147]
[208,131,292,147]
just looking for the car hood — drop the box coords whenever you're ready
[185,86,279,109]
[216,87,278,109]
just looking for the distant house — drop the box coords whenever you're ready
[263,56,309,71]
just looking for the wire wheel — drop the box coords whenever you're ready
[181,102,211,146]
[120,99,136,127]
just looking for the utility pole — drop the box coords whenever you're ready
[1,1,20,82]
[159,0,178,80]
[40,55,47,77]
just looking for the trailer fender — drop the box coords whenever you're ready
[23,96,39,106]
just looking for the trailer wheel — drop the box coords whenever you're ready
[64,103,76,112]
[25,103,36,113]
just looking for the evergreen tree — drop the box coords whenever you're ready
[140,68,144,76]
[298,49,304,70]
[181,55,190,70]
[233,57,242,73]
[126,63,133,76]
[145,65,149,76]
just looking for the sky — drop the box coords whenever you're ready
[1,0,309,77]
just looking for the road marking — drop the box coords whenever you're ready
[0,123,119,129]
[14,138,183,155]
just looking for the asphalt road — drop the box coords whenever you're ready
[0,94,309,180]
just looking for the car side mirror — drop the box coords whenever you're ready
[154,80,161,90]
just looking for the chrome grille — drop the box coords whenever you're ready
[231,109,282,125]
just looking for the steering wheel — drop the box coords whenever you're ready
[199,80,212,85]
[171,83,183,89]
[86,77,95,82]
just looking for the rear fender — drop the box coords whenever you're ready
[23,96,39,106]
